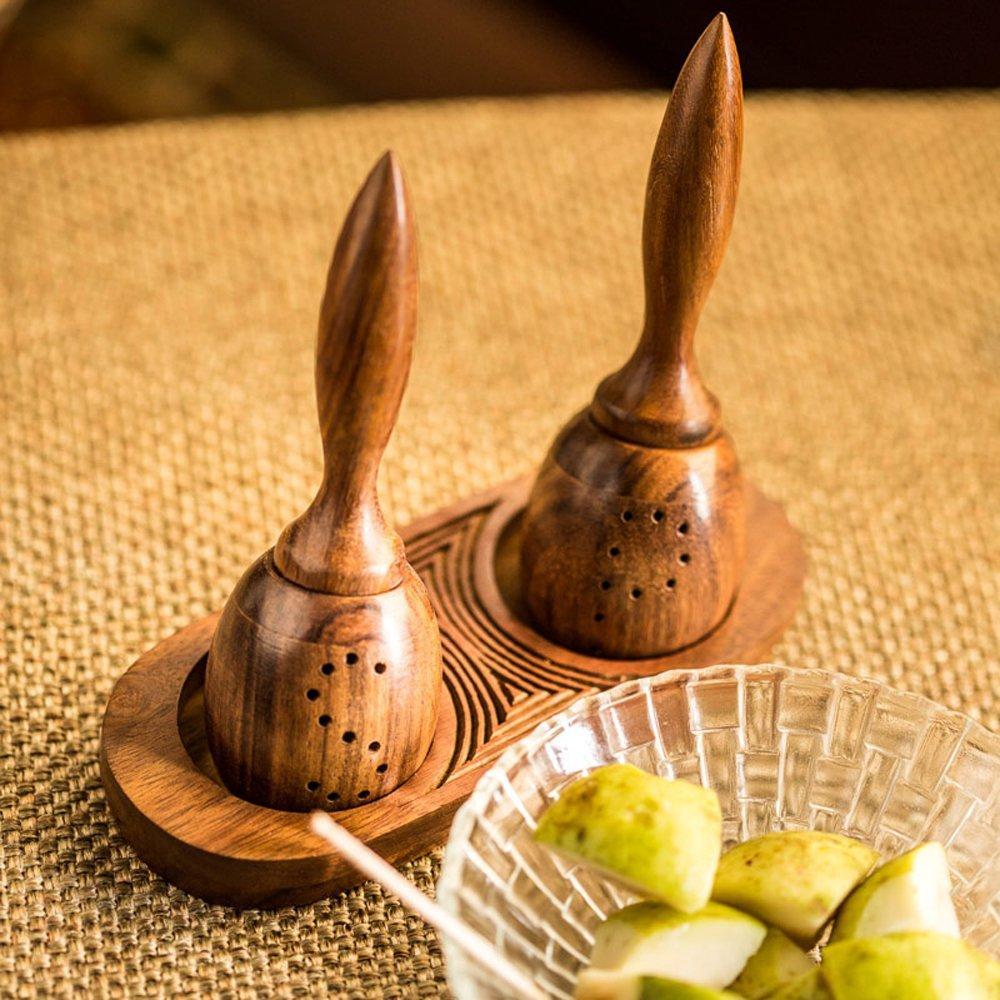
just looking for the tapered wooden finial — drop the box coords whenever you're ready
[275,151,416,596]
[591,13,742,448]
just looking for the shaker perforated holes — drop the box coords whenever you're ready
[376,763,388,774]
[306,689,320,701]
[374,662,387,674]
[321,662,334,676]
[318,715,332,727]
[342,731,356,743]
[307,780,320,792]
[345,652,358,665]
[679,553,691,565]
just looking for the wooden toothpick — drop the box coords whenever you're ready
[310,813,547,1000]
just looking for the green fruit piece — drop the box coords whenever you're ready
[575,970,642,1000]
[822,932,992,999]
[712,831,878,945]
[640,977,743,1000]
[574,971,740,1000]
[727,927,815,999]
[830,841,959,942]
[767,969,831,1000]
[978,951,1000,999]
[589,901,766,989]
[534,764,722,912]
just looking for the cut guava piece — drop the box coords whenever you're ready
[575,970,741,1000]
[712,831,878,945]
[535,763,722,912]
[727,927,814,999]
[829,841,959,942]
[588,900,765,989]
[821,931,992,999]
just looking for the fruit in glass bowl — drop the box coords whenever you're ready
[438,664,1000,998]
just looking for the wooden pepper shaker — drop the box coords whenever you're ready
[204,152,442,811]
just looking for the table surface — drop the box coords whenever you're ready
[1,91,998,997]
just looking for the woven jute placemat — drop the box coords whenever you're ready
[1,91,998,996]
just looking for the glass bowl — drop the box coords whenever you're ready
[438,664,1000,999]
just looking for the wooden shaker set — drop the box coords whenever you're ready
[204,14,750,812]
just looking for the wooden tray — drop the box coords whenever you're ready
[100,475,805,908]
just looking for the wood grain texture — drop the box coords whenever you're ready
[100,475,805,908]
[274,151,416,595]
[520,411,745,658]
[591,12,742,448]
[204,152,442,812]
[520,15,747,658]
[205,555,440,811]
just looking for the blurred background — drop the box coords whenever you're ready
[1,0,998,132]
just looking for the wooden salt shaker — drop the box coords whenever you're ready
[519,14,746,659]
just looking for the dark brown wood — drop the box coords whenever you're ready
[520,14,748,659]
[204,152,442,813]
[274,151,416,594]
[520,414,745,659]
[592,12,742,448]
[100,475,806,908]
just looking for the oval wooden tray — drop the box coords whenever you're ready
[100,475,806,908]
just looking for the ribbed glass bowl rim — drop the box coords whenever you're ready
[438,662,999,984]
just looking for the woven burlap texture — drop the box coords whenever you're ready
[1,91,998,997]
